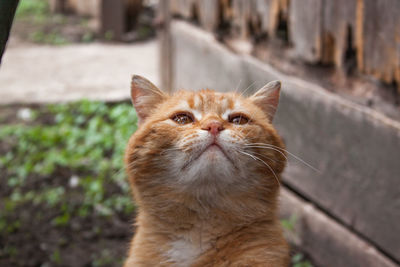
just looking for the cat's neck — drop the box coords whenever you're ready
[136,183,279,232]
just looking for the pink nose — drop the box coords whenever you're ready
[202,121,224,135]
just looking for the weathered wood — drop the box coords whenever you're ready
[288,0,323,63]
[229,0,284,39]
[167,0,400,91]
[158,0,173,92]
[49,0,65,13]
[230,0,251,38]
[196,0,219,32]
[357,0,400,91]
[169,0,196,19]
[167,21,400,262]
[100,0,125,40]
[280,188,398,267]
[322,0,357,67]
[170,0,219,32]
[68,0,100,17]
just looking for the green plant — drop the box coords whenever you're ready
[51,248,62,264]
[281,214,297,232]
[30,30,69,45]
[16,0,49,19]
[0,100,137,230]
[292,253,313,267]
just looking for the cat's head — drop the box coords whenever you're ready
[125,75,286,200]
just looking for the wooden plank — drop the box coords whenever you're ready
[158,0,173,92]
[169,0,196,19]
[322,0,357,67]
[288,0,322,63]
[196,0,219,32]
[231,0,251,38]
[100,0,125,40]
[357,0,400,91]
[228,0,287,39]
[280,188,398,267]
[68,0,100,17]
[49,0,65,13]
[168,21,400,262]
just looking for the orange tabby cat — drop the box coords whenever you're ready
[124,75,289,267]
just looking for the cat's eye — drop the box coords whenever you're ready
[171,113,194,125]
[229,114,249,125]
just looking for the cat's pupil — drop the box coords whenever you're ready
[173,114,193,124]
[231,115,248,125]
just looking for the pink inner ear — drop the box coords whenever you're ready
[267,88,280,116]
[252,84,281,122]
[130,85,146,122]
[130,75,165,124]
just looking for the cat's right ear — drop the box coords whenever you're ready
[131,75,166,124]
[250,80,281,122]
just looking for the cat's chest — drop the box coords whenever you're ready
[165,236,212,267]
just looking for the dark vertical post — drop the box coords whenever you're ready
[101,0,125,41]
[158,0,173,92]
[0,0,19,64]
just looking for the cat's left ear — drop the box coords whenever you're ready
[131,75,166,124]
[250,80,281,122]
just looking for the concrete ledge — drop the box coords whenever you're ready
[169,20,400,264]
[0,42,158,104]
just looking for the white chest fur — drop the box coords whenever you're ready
[165,238,209,267]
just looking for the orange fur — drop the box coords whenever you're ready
[124,76,289,267]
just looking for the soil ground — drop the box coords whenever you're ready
[0,103,135,267]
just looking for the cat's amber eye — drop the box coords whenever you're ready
[229,114,249,125]
[171,113,194,125]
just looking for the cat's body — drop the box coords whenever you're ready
[124,76,289,267]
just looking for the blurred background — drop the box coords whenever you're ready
[0,1,399,267]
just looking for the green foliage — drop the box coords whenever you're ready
[0,100,138,230]
[104,31,114,41]
[292,253,313,267]
[16,0,49,19]
[91,249,120,267]
[281,214,297,232]
[15,0,94,45]
[51,248,62,264]
[30,30,68,45]
[81,32,95,43]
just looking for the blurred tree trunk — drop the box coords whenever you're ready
[0,0,19,64]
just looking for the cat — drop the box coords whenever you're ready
[124,75,289,267]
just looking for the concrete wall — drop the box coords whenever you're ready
[163,20,400,266]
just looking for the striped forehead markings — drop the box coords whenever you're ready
[194,95,201,109]
[177,95,242,121]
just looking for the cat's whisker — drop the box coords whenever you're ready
[244,145,289,161]
[249,151,285,163]
[245,143,320,173]
[234,79,243,94]
[238,150,280,186]
[239,81,258,97]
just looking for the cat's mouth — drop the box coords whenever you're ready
[182,141,234,170]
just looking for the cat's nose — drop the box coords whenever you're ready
[202,121,224,136]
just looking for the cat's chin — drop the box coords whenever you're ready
[182,143,234,171]
[201,144,232,161]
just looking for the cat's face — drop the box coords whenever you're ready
[125,76,286,197]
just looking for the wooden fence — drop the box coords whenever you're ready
[159,1,400,266]
[168,0,400,93]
